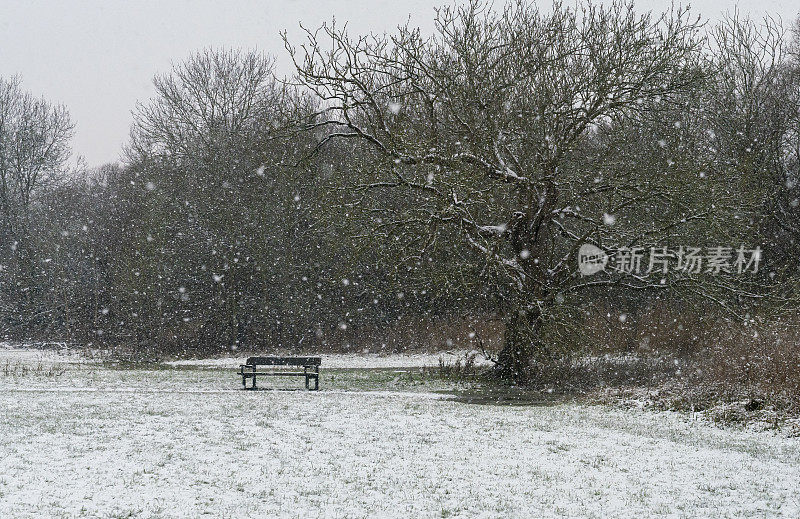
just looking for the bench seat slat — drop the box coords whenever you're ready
[241,371,316,377]
[246,356,321,366]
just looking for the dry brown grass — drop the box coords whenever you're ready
[692,317,800,404]
[315,315,504,354]
[551,304,800,419]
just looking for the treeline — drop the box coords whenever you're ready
[2,2,800,371]
[0,52,488,356]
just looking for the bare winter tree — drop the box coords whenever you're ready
[0,76,73,242]
[124,48,327,353]
[0,77,73,338]
[705,14,800,271]
[127,49,297,166]
[285,0,713,379]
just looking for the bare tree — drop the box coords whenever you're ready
[703,13,800,277]
[0,76,73,241]
[285,0,710,379]
[127,48,310,167]
[126,48,325,353]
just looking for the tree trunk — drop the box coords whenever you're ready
[494,182,557,383]
[495,306,544,383]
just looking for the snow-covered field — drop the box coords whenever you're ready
[1,348,799,518]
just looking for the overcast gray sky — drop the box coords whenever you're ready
[1,0,797,168]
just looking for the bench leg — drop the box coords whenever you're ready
[242,366,256,390]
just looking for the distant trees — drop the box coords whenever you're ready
[118,49,317,351]
[3,3,800,375]
[128,49,295,165]
[0,49,480,354]
[0,76,73,239]
[106,48,462,354]
[704,14,800,272]
[0,76,74,337]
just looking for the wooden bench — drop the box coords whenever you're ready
[239,356,320,390]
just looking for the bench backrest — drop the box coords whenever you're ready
[246,356,321,367]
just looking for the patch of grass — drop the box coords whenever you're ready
[104,508,143,519]
[445,387,566,406]
[434,351,482,381]
[1,359,66,378]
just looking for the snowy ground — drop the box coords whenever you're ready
[1,348,799,518]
